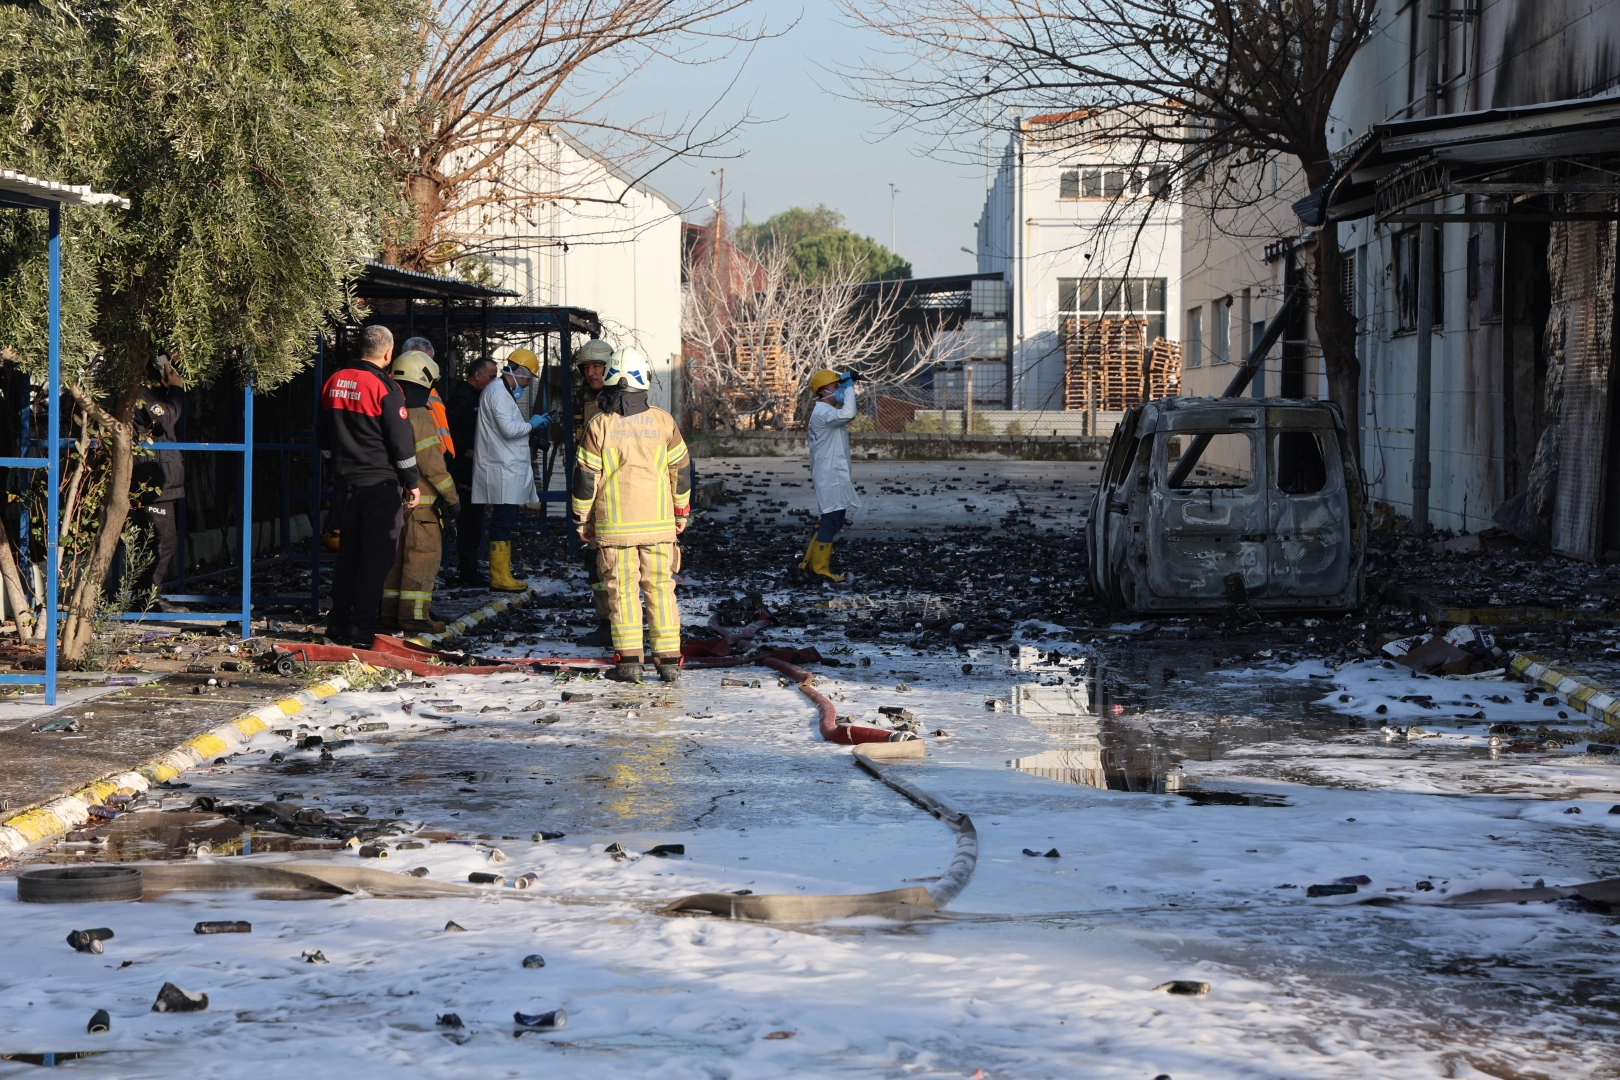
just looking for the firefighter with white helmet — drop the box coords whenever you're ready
[570,346,691,683]
[380,350,459,632]
[801,368,860,583]
[473,348,549,591]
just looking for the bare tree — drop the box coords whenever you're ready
[683,214,922,429]
[839,0,1380,451]
[387,0,770,272]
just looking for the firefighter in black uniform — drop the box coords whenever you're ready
[318,325,421,647]
[131,354,185,602]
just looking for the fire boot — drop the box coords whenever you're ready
[400,617,447,635]
[576,620,612,648]
[655,657,682,684]
[807,540,845,584]
[606,659,644,683]
[487,541,527,592]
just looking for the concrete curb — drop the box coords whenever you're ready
[405,584,537,650]
[1509,653,1620,731]
[0,675,351,860]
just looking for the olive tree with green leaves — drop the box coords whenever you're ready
[0,0,420,662]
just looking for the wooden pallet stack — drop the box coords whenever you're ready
[734,321,795,403]
[1063,317,1147,411]
[1147,338,1182,400]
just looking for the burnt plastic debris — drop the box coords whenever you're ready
[561,691,593,703]
[522,955,546,969]
[1154,981,1210,996]
[444,920,468,932]
[407,867,430,877]
[194,921,251,934]
[152,983,208,1013]
[67,928,114,954]
[436,1013,463,1029]
[1021,848,1061,858]
[358,845,388,858]
[468,872,505,885]
[514,1008,566,1029]
[514,873,538,889]
[302,950,329,964]
[1306,876,1371,898]
[602,842,625,855]
[87,1009,111,1034]
[644,844,685,858]
[297,735,323,750]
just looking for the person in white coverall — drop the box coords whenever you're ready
[473,349,549,591]
[799,369,860,584]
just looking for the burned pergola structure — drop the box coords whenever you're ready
[1301,95,1620,559]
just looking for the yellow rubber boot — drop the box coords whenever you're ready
[808,540,844,584]
[487,541,527,592]
[797,533,816,572]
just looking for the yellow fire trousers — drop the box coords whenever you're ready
[598,541,681,660]
[381,506,443,626]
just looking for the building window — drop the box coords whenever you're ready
[1185,308,1203,368]
[1063,167,1162,200]
[1213,299,1230,364]
[1467,211,1502,322]
[1058,277,1168,346]
[1393,226,1443,333]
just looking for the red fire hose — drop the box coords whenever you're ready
[757,656,896,745]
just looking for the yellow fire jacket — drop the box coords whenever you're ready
[409,408,459,509]
[571,405,690,546]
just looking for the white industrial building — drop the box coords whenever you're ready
[446,129,685,413]
[977,109,1183,414]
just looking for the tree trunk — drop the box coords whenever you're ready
[59,397,134,665]
[0,526,37,643]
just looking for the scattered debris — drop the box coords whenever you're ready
[152,983,208,1013]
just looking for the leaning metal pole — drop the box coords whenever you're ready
[1167,286,1305,489]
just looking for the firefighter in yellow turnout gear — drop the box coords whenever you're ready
[382,351,460,633]
[570,347,691,684]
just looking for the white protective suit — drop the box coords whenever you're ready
[807,385,861,517]
[471,378,536,505]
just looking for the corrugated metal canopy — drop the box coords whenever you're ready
[352,261,517,301]
[0,169,129,210]
[1297,95,1620,226]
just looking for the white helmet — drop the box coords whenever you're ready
[604,347,650,392]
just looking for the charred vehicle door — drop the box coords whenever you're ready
[1265,407,1360,602]
[1087,405,1143,606]
[1147,408,1268,599]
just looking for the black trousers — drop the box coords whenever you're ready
[329,481,404,634]
[457,497,484,572]
[129,505,179,595]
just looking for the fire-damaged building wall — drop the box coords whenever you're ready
[1325,0,1620,540]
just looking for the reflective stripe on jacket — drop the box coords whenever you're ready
[571,406,690,546]
[409,408,458,509]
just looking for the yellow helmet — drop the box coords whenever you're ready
[506,348,540,376]
[809,370,841,395]
[389,350,439,388]
[575,339,613,366]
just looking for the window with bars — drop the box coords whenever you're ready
[1058,278,1167,345]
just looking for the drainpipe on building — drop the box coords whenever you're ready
[1411,0,1442,534]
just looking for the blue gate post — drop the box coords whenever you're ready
[240,381,253,640]
[44,204,60,704]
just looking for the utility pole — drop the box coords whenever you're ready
[889,183,899,252]
[710,168,725,278]
[1411,0,1440,534]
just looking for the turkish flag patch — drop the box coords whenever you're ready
[399,406,408,419]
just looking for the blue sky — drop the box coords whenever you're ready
[598,2,990,278]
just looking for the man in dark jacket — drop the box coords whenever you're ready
[130,355,185,601]
[318,325,421,647]
[446,356,497,587]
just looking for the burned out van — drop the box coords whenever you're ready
[1086,397,1365,614]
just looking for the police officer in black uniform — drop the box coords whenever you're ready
[131,354,186,602]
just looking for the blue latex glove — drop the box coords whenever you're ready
[838,371,855,386]
[529,412,550,431]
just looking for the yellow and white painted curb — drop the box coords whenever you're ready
[405,584,537,650]
[1510,653,1620,731]
[0,675,350,860]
